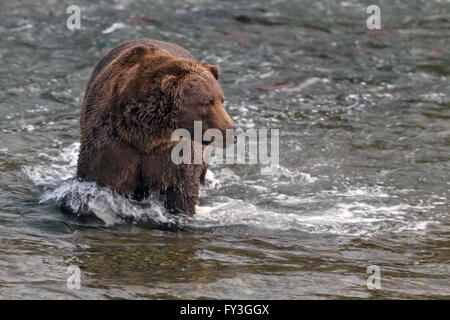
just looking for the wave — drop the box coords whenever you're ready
[24,142,436,236]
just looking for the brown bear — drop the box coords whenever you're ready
[61,38,239,222]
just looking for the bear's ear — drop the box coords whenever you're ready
[201,63,220,80]
[161,74,177,92]
[118,46,152,66]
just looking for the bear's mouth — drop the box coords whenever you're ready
[202,139,214,146]
[199,128,240,148]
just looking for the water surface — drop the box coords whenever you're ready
[0,0,449,299]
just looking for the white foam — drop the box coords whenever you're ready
[43,179,184,227]
[23,143,79,187]
[24,142,436,235]
[193,198,433,236]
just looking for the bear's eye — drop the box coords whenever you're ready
[205,99,214,107]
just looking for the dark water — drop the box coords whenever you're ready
[1,0,449,299]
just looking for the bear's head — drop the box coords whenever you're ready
[111,46,240,150]
[159,62,241,148]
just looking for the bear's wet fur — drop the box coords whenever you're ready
[62,38,238,221]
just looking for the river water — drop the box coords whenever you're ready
[0,0,449,299]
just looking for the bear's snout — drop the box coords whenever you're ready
[228,125,242,144]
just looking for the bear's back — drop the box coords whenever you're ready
[77,39,197,180]
[89,39,196,83]
[80,39,195,125]
[79,39,195,133]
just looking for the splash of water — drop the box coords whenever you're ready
[24,142,435,235]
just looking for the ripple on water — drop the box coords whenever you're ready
[23,142,437,236]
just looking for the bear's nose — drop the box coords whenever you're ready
[230,125,242,136]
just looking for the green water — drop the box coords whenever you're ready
[0,0,449,299]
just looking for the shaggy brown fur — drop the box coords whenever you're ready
[62,38,238,221]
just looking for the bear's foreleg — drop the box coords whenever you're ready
[165,182,200,216]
